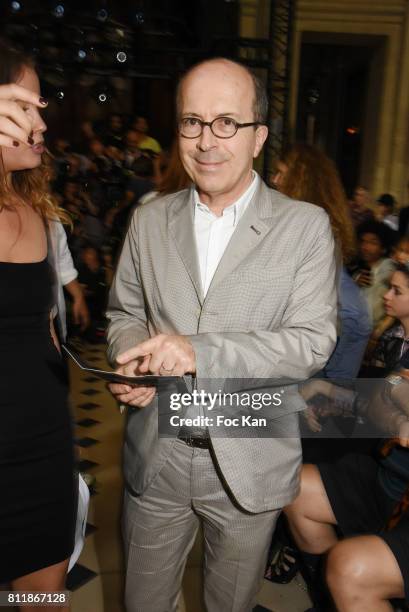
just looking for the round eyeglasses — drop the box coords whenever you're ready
[179,116,261,139]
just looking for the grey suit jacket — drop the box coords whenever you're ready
[106,178,337,512]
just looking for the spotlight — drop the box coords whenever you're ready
[116,51,127,63]
[10,1,21,12]
[77,49,86,60]
[56,90,65,101]
[97,8,108,22]
[52,4,64,18]
[98,92,107,103]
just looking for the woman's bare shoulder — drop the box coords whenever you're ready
[0,204,47,262]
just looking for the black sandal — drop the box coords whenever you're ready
[264,544,300,584]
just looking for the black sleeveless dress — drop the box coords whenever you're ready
[0,258,76,583]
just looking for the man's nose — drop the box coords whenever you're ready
[196,124,217,151]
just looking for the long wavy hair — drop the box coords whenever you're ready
[277,143,356,263]
[0,38,69,224]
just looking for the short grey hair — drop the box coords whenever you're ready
[176,58,268,125]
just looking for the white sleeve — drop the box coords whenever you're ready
[53,220,78,286]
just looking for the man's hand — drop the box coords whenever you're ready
[116,334,196,377]
[108,355,155,408]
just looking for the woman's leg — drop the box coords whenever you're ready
[326,535,405,612]
[11,558,70,612]
[285,464,338,554]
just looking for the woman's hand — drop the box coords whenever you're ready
[0,83,47,148]
[49,312,61,355]
[355,269,372,287]
[302,406,323,432]
[299,379,335,403]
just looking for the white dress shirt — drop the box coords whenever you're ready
[193,172,259,296]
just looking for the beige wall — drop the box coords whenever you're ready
[241,0,409,204]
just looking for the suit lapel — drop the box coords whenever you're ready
[204,180,272,301]
[168,189,204,304]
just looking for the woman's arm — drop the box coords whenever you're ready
[49,311,61,354]
[368,374,409,437]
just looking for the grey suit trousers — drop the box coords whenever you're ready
[123,439,280,612]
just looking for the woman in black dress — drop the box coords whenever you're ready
[0,39,76,606]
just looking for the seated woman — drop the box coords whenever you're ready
[284,264,409,611]
[286,369,409,612]
[368,238,409,372]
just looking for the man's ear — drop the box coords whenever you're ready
[253,125,269,158]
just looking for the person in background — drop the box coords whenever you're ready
[126,156,155,204]
[132,115,162,155]
[131,116,162,184]
[366,236,409,363]
[80,120,96,144]
[106,156,155,258]
[350,220,395,329]
[349,184,374,227]
[78,186,106,250]
[266,143,371,586]
[104,113,124,148]
[123,129,142,170]
[290,262,409,608]
[376,193,399,233]
[138,140,191,206]
[284,347,409,612]
[370,262,409,375]
[393,237,409,266]
[87,138,111,178]
[77,244,109,343]
[272,143,371,379]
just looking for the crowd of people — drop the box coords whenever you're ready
[50,114,409,353]
[264,144,409,612]
[1,33,409,612]
[48,113,191,341]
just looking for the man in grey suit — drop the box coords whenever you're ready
[106,58,337,612]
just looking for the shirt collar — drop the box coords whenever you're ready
[193,171,259,226]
